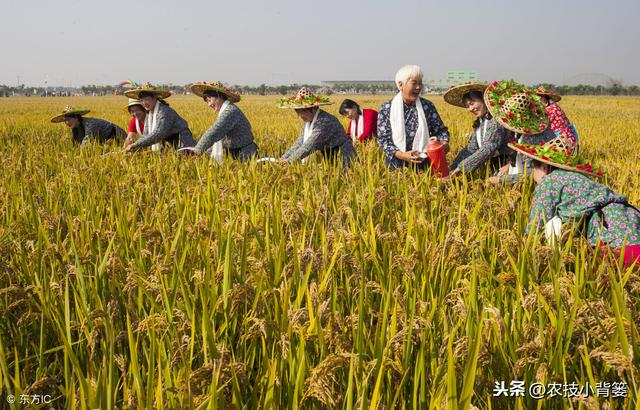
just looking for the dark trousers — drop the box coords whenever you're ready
[226,142,258,162]
[320,141,356,169]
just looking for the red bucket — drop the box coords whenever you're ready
[426,140,450,177]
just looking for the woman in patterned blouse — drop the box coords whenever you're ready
[124,83,197,153]
[51,106,126,145]
[279,87,356,169]
[536,87,578,152]
[376,65,450,171]
[513,137,640,267]
[444,82,511,176]
[183,82,258,162]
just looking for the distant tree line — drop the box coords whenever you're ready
[531,83,639,96]
[2,83,640,97]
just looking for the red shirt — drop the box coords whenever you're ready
[346,108,378,142]
[128,117,145,134]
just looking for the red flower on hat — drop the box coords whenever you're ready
[492,81,498,87]
[499,99,505,105]
[524,128,530,133]
[489,101,495,106]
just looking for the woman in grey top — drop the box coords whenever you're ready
[124,83,196,153]
[51,106,126,145]
[279,87,355,168]
[184,81,258,161]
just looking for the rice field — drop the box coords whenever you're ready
[0,95,639,409]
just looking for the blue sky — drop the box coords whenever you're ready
[1,0,638,86]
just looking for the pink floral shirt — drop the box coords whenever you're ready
[545,103,578,152]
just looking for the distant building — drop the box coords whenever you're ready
[321,80,395,88]
[427,70,480,91]
[321,72,480,94]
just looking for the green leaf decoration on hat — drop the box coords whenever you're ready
[278,87,331,109]
[510,141,603,177]
[485,80,548,134]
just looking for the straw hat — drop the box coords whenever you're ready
[536,86,562,103]
[278,87,332,109]
[508,135,602,178]
[189,81,241,103]
[51,106,90,123]
[443,82,488,108]
[484,80,549,135]
[124,82,171,99]
[124,98,144,112]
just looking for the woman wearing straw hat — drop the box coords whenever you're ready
[182,81,257,162]
[123,98,147,148]
[51,106,126,145]
[376,65,450,171]
[536,87,578,152]
[444,82,512,176]
[483,80,557,185]
[511,136,640,267]
[338,99,378,143]
[124,83,196,152]
[279,87,356,168]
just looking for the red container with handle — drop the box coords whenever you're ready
[426,140,450,177]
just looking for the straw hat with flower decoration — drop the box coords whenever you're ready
[189,81,241,103]
[484,80,549,135]
[443,82,488,108]
[508,135,602,178]
[51,106,91,123]
[535,86,562,103]
[124,82,172,99]
[278,87,332,109]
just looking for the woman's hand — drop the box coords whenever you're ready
[395,150,424,164]
[125,144,137,153]
[486,176,501,185]
[497,164,510,176]
[440,168,459,181]
[123,134,138,148]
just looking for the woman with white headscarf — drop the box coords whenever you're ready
[376,65,450,170]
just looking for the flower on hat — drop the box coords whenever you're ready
[278,88,331,108]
